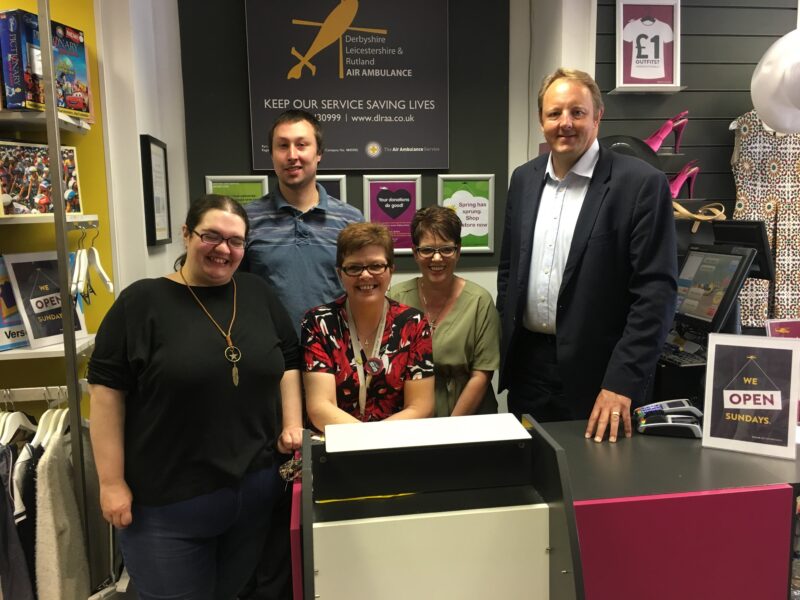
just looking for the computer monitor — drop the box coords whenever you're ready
[674,244,756,334]
[711,220,775,281]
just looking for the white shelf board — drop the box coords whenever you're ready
[0,109,91,134]
[0,334,95,361]
[609,85,686,94]
[0,213,98,227]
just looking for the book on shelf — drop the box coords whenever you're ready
[0,9,91,121]
[0,256,27,351]
[2,251,87,350]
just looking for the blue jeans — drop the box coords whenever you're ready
[118,466,281,600]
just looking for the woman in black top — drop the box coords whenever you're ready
[88,195,303,600]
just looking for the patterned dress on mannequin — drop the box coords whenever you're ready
[731,109,800,326]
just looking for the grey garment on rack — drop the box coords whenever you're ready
[0,444,35,600]
[35,432,90,600]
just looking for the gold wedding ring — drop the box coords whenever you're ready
[611,411,621,418]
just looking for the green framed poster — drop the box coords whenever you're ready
[205,175,268,206]
[437,174,494,253]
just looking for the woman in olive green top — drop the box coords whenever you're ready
[389,206,501,417]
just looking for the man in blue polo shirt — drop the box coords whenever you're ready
[241,109,362,600]
[244,109,364,334]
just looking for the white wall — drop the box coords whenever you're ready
[96,0,595,296]
[95,0,189,289]
[508,0,597,171]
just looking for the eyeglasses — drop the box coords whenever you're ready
[414,245,459,258]
[340,263,390,277]
[192,230,246,249]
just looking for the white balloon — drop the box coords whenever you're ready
[751,29,800,134]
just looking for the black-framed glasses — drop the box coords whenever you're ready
[340,263,390,277]
[191,230,246,249]
[414,245,459,258]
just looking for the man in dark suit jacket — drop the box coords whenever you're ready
[497,67,677,442]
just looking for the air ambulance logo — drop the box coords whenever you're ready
[287,0,388,80]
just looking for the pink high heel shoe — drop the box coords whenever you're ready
[669,160,700,199]
[645,111,689,154]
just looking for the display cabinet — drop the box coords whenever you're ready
[0,0,105,593]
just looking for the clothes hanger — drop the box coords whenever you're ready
[0,410,37,445]
[70,226,89,296]
[31,410,55,448]
[0,390,10,435]
[40,408,64,448]
[42,385,71,448]
[0,388,15,433]
[88,227,113,293]
[42,408,70,448]
[28,386,59,448]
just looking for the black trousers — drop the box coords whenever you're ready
[238,473,292,600]
[507,328,579,423]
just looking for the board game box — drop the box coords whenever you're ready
[0,9,90,120]
[0,139,81,216]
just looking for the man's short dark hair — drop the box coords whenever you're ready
[268,109,324,155]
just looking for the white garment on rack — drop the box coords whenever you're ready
[35,432,89,600]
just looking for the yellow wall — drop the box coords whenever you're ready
[0,0,111,392]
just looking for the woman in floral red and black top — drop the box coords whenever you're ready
[301,223,434,428]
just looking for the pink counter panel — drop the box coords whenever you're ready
[574,484,793,600]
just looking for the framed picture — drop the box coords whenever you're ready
[702,333,799,460]
[362,175,421,255]
[0,140,82,217]
[140,134,172,246]
[205,175,268,206]
[2,252,88,350]
[437,174,495,253]
[317,174,347,203]
[613,0,682,93]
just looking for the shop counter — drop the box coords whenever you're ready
[298,417,796,600]
[300,415,580,600]
[541,420,797,600]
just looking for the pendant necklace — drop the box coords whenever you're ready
[418,278,452,332]
[179,267,241,386]
[346,299,388,415]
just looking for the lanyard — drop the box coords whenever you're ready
[346,298,388,416]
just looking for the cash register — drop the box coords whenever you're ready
[654,244,756,404]
[660,243,756,368]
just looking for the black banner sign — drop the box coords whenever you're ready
[246,0,449,170]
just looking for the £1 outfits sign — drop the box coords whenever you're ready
[615,1,681,91]
[245,0,448,170]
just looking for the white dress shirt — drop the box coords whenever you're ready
[523,140,600,334]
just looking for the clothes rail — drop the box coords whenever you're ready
[0,379,89,406]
